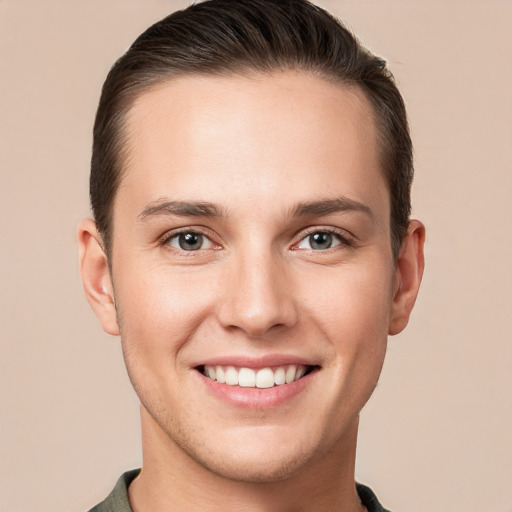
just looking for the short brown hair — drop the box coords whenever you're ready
[91,0,413,259]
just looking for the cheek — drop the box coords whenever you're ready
[113,264,219,360]
[300,261,394,341]
[298,258,393,399]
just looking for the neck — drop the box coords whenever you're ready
[129,406,366,512]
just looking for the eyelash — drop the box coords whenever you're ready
[159,228,219,253]
[292,227,355,251]
[159,227,355,253]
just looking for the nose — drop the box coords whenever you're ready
[216,249,298,338]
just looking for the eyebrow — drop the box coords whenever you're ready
[289,197,374,218]
[138,200,226,221]
[138,196,373,222]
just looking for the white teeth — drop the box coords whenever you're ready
[274,367,286,385]
[216,366,226,384]
[295,366,306,379]
[225,366,238,385]
[256,368,275,388]
[285,365,297,384]
[238,368,256,387]
[203,364,310,388]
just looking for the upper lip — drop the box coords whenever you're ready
[192,354,319,369]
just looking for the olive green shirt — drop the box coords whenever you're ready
[88,469,390,512]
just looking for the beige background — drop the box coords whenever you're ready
[1,1,511,511]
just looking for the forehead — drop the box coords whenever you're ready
[117,71,387,219]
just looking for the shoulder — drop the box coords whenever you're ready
[87,469,141,512]
[87,471,389,512]
[356,482,391,512]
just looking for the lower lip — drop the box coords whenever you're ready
[197,370,316,409]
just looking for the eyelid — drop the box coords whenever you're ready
[157,225,355,252]
[159,226,222,251]
[291,226,355,250]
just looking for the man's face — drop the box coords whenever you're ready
[109,71,397,481]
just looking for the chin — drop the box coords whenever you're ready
[187,443,317,484]
[167,418,336,484]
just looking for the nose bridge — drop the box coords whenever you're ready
[217,241,297,337]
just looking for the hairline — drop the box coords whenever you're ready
[102,66,398,260]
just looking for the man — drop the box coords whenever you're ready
[79,0,425,510]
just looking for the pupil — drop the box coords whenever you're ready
[179,232,202,250]
[310,232,332,250]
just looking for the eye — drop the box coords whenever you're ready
[166,231,214,251]
[296,231,342,251]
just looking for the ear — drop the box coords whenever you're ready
[389,220,425,335]
[78,219,120,336]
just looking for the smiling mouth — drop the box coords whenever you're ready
[197,364,317,389]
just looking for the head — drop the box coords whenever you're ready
[90,0,413,262]
[80,0,424,487]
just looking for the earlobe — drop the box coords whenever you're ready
[389,220,425,336]
[78,219,120,336]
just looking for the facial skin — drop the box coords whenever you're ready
[79,71,424,511]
